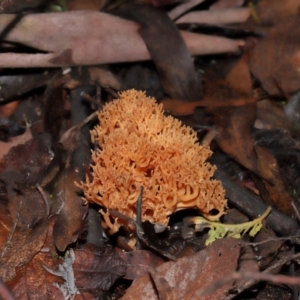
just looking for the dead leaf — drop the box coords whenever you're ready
[110,3,202,101]
[117,250,164,280]
[210,0,245,10]
[226,54,252,96]
[250,16,300,96]
[0,72,54,102]
[66,0,106,11]
[121,238,240,300]
[252,0,300,25]
[207,104,258,172]
[255,99,287,131]
[0,133,60,187]
[52,168,87,252]
[43,75,68,142]
[7,249,64,299]
[0,186,48,282]
[0,125,32,160]
[254,129,300,215]
[176,8,250,26]
[73,244,126,291]
[0,11,242,68]
[7,218,65,299]
[0,100,20,117]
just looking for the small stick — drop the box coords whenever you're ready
[136,187,144,250]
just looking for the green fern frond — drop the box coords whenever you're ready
[189,207,271,246]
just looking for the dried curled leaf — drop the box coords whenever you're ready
[78,89,227,232]
[189,207,271,245]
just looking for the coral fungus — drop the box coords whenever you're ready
[79,89,227,233]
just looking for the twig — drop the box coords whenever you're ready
[36,184,50,215]
[168,0,205,20]
[243,235,300,247]
[214,169,299,236]
[223,251,300,299]
[197,270,300,298]
[136,186,144,250]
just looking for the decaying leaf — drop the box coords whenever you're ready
[187,206,271,245]
[111,3,202,101]
[72,244,127,292]
[0,186,48,282]
[0,11,242,68]
[250,15,300,96]
[52,168,87,252]
[121,238,240,300]
[117,250,164,280]
[0,125,32,160]
[251,0,300,25]
[0,133,61,187]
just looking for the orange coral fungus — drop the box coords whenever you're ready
[79,89,227,233]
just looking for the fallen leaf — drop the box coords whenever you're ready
[105,3,202,101]
[117,250,165,280]
[0,100,20,117]
[255,99,287,131]
[0,11,242,68]
[52,168,87,252]
[210,0,245,10]
[0,133,60,187]
[176,8,250,26]
[0,186,48,282]
[0,72,54,101]
[250,16,300,96]
[0,125,32,160]
[8,219,65,299]
[207,104,257,172]
[252,0,300,25]
[226,54,252,96]
[73,243,126,291]
[254,129,300,214]
[7,249,65,299]
[121,239,240,300]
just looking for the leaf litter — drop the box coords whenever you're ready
[0,1,300,299]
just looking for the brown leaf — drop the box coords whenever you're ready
[111,3,202,101]
[255,145,294,214]
[8,249,65,299]
[117,250,164,280]
[43,75,67,142]
[250,16,300,96]
[0,11,242,68]
[210,0,245,10]
[0,125,32,160]
[121,239,240,300]
[0,72,54,101]
[0,133,60,187]
[8,218,64,299]
[226,54,252,96]
[0,186,48,282]
[176,8,250,26]
[255,99,288,131]
[73,244,126,291]
[52,168,87,252]
[207,104,258,172]
[253,129,300,215]
[252,0,300,25]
